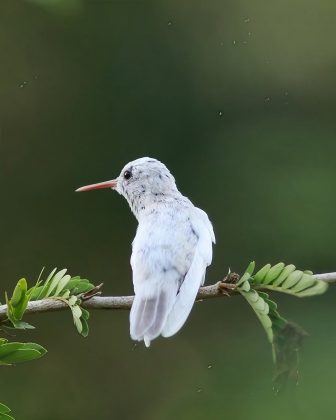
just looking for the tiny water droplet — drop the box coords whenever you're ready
[248,31,252,37]
[232,40,236,46]
[207,364,212,369]
[19,81,28,88]
[244,17,250,23]
[167,21,172,26]
[264,96,271,103]
[218,111,223,116]
[197,388,202,393]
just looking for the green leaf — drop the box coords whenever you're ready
[252,262,328,297]
[236,262,254,287]
[6,268,95,339]
[0,342,47,364]
[79,308,90,337]
[0,403,11,414]
[273,264,296,286]
[10,278,27,306]
[2,320,35,330]
[0,349,42,365]
[26,268,45,300]
[238,280,250,292]
[0,404,13,420]
[44,269,68,298]
[6,278,29,323]
[238,262,274,342]
[68,296,77,306]
[61,290,70,299]
[27,285,43,301]
[296,280,328,297]
[28,269,95,301]
[66,278,95,295]
[70,305,91,337]
[34,267,57,299]
[263,263,285,284]
[245,261,255,276]
[253,263,271,283]
[8,321,35,330]
[73,314,83,334]
[54,274,71,296]
[238,261,324,390]
[29,270,95,301]
[236,272,250,286]
[281,270,303,288]
[0,414,15,420]
[81,308,90,321]
[80,319,89,337]
[238,286,273,342]
[72,305,82,319]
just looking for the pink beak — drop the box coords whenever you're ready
[75,179,118,192]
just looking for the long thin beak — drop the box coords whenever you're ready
[75,179,118,192]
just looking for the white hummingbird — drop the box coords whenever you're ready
[76,157,215,347]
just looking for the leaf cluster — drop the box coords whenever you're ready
[236,261,328,390]
[252,262,327,297]
[5,268,95,336]
[0,268,97,418]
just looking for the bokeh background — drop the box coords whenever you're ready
[1,0,336,419]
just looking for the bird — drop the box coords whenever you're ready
[76,157,215,347]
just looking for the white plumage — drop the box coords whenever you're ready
[76,157,215,347]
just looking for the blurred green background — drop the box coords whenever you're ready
[1,0,336,419]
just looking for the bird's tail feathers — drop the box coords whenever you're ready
[130,281,178,347]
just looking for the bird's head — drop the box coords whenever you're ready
[76,157,178,214]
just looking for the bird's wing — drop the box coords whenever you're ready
[161,207,215,337]
[130,222,189,347]
[194,207,216,245]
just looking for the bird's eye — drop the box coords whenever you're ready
[123,170,132,180]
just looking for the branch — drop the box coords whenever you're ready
[0,272,335,321]
[314,272,336,282]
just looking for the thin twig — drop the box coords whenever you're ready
[314,272,336,283]
[0,272,335,321]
